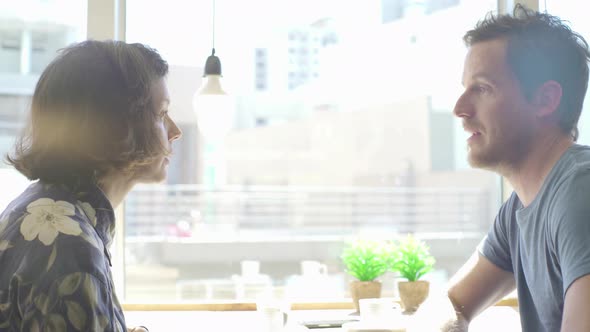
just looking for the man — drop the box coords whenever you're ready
[0,40,181,331]
[442,4,590,332]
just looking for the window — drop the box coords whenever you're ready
[255,48,267,91]
[0,1,87,209]
[125,0,499,303]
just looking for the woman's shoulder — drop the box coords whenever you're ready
[0,183,110,286]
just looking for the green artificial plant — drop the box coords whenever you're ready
[391,235,435,282]
[341,240,391,282]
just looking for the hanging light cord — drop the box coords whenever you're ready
[211,0,216,54]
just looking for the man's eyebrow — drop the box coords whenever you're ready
[461,74,498,87]
[471,73,498,85]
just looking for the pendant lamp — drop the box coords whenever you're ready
[193,0,234,142]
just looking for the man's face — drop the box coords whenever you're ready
[454,38,536,172]
[134,78,182,183]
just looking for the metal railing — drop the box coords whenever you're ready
[124,185,492,240]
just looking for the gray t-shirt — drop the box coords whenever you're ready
[480,144,590,332]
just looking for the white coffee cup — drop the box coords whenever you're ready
[241,260,260,277]
[257,301,288,332]
[300,260,327,276]
[359,298,398,323]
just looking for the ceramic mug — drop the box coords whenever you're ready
[358,298,399,323]
[241,260,260,277]
[300,260,327,276]
[257,301,288,332]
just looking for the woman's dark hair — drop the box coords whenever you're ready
[464,4,590,141]
[6,40,170,184]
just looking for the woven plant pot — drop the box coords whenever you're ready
[398,280,429,313]
[349,280,382,313]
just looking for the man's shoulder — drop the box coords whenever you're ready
[551,157,590,196]
[557,144,590,180]
[542,148,590,223]
[541,145,590,200]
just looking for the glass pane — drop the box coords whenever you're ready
[0,1,87,210]
[125,0,500,303]
[543,1,590,146]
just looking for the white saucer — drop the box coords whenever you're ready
[341,321,405,332]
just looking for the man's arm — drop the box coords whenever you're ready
[408,251,515,332]
[408,250,515,332]
[446,251,515,327]
[128,327,149,332]
[560,274,590,331]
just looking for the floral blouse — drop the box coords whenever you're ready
[0,181,126,331]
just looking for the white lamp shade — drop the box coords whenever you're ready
[193,91,235,142]
[197,74,226,95]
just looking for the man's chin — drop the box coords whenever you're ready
[468,150,502,172]
[467,150,489,169]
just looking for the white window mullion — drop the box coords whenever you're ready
[497,0,540,14]
[20,29,31,75]
[86,0,127,300]
[87,0,126,41]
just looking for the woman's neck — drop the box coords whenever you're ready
[97,172,136,209]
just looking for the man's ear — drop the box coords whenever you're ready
[532,80,562,117]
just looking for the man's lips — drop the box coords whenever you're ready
[466,131,482,145]
[463,125,482,143]
[463,123,482,135]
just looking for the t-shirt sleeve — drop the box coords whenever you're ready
[552,169,590,296]
[478,193,517,273]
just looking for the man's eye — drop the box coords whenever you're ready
[476,85,489,93]
[160,111,168,119]
[468,85,486,94]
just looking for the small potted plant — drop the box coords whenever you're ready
[390,235,435,313]
[341,240,391,313]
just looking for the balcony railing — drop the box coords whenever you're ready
[124,185,492,240]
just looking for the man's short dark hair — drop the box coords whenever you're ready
[464,4,590,141]
[6,40,170,184]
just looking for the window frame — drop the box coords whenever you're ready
[87,0,537,308]
[86,0,127,297]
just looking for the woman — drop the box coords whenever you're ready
[0,40,181,331]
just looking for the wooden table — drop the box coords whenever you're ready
[124,306,521,331]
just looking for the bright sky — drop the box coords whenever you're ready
[126,0,380,67]
[0,0,86,27]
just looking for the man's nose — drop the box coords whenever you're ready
[453,92,473,119]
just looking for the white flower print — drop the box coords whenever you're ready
[0,240,12,251]
[77,201,97,227]
[0,217,7,236]
[20,198,82,246]
[0,217,12,251]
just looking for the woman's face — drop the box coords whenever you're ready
[134,78,182,183]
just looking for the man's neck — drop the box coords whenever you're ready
[503,133,574,207]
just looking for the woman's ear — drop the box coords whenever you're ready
[532,80,563,117]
